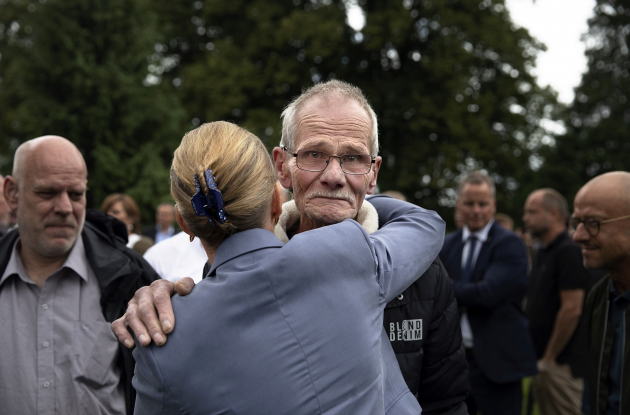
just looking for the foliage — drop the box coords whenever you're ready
[533,0,630,209]
[0,0,566,228]
[0,0,186,222]
[145,0,351,148]
[344,0,560,227]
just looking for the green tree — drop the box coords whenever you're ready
[344,0,560,227]
[143,0,561,227]
[146,0,351,147]
[0,0,185,220]
[534,0,630,208]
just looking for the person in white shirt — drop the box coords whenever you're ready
[143,231,206,283]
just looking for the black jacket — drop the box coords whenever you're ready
[384,257,470,415]
[586,275,630,415]
[0,210,160,415]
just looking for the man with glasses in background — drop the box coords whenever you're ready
[571,171,630,415]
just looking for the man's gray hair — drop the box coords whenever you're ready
[280,80,379,156]
[458,171,496,198]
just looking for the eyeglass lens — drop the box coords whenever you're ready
[569,217,600,236]
[296,150,372,174]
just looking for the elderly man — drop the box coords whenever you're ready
[439,171,537,415]
[523,189,590,415]
[112,80,469,414]
[0,136,159,415]
[571,171,630,415]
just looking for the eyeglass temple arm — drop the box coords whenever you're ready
[600,214,630,224]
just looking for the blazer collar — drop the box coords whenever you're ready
[462,219,494,243]
[207,228,284,276]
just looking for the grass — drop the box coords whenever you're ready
[522,377,541,415]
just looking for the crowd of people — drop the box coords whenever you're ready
[0,79,628,415]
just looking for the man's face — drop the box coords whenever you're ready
[13,150,87,258]
[458,182,496,232]
[156,205,174,228]
[522,192,552,239]
[274,97,381,230]
[572,188,630,271]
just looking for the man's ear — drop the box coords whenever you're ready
[174,205,194,238]
[366,156,382,195]
[272,147,292,190]
[272,182,283,220]
[4,176,18,211]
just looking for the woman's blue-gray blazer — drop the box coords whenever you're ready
[132,195,445,414]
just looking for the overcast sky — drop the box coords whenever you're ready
[503,0,596,104]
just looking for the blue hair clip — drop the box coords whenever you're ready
[191,169,227,225]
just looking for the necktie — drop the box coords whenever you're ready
[461,236,478,283]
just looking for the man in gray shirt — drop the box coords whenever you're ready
[0,136,159,414]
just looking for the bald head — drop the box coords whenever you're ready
[12,136,87,186]
[4,135,88,263]
[573,171,630,278]
[576,171,630,215]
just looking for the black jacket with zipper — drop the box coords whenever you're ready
[587,274,630,415]
[0,210,160,415]
[384,256,470,415]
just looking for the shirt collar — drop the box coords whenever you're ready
[609,280,630,305]
[156,225,174,235]
[462,219,494,243]
[542,230,569,251]
[0,235,90,287]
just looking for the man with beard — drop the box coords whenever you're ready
[0,136,159,414]
[522,188,590,415]
[112,80,469,414]
[572,172,630,415]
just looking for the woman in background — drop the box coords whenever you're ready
[101,193,153,255]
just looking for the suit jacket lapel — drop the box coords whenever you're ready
[450,233,464,281]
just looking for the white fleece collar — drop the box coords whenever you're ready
[274,199,379,243]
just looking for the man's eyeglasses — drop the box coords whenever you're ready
[568,214,630,237]
[282,147,375,175]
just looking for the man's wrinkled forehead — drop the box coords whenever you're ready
[576,172,630,213]
[294,96,372,148]
[15,136,87,183]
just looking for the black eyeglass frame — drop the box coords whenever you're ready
[568,214,630,237]
[282,146,376,175]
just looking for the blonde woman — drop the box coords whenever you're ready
[129,121,445,414]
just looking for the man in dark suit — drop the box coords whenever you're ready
[142,202,179,243]
[439,171,537,415]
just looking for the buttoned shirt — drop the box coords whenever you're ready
[154,225,175,244]
[0,235,125,415]
[459,219,494,348]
